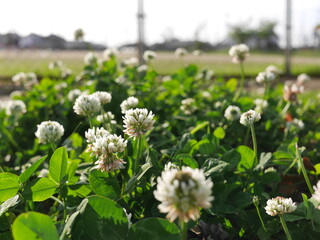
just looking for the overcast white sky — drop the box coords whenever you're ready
[1,0,319,47]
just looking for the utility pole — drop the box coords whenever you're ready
[285,0,292,76]
[137,0,145,65]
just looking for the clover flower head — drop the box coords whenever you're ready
[54,82,68,91]
[137,64,148,73]
[297,73,311,85]
[264,167,276,173]
[175,48,188,57]
[287,118,304,130]
[73,94,101,116]
[6,100,27,117]
[229,44,249,63]
[180,98,196,115]
[68,89,83,102]
[84,52,98,65]
[103,48,118,60]
[123,108,155,138]
[120,97,139,114]
[283,81,304,102]
[91,133,127,157]
[12,72,38,90]
[92,91,112,105]
[265,65,281,76]
[162,75,172,82]
[124,57,138,67]
[154,166,214,222]
[49,60,64,70]
[143,50,157,62]
[192,50,202,56]
[256,71,276,84]
[9,91,23,99]
[240,110,261,126]
[224,105,241,121]
[265,197,297,216]
[115,75,127,85]
[35,121,64,144]
[254,99,268,113]
[85,127,110,144]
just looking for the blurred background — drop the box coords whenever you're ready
[0,0,319,91]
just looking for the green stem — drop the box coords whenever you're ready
[296,143,314,195]
[281,102,291,116]
[180,221,188,240]
[233,61,245,101]
[263,82,270,100]
[250,125,258,166]
[88,115,93,128]
[0,166,4,173]
[279,214,292,240]
[50,142,56,152]
[133,136,143,175]
[254,205,267,232]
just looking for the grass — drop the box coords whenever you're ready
[0,49,319,80]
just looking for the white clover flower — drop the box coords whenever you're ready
[12,72,38,90]
[265,197,297,216]
[154,166,214,222]
[256,71,276,84]
[192,50,202,56]
[6,100,27,117]
[73,94,101,116]
[264,167,276,173]
[240,110,261,126]
[35,121,64,144]
[54,82,68,91]
[84,52,98,65]
[164,162,179,171]
[9,91,23,99]
[61,68,73,78]
[254,99,268,113]
[312,181,320,208]
[115,76,127,85]
[229,44,249,63]
[97,112,117,125]
[162,75,172,82]
[224,105,241,121]
[92,91,112,105]
[123,108,155,138]
[103,48,118,60]
[180,98,196,115]
[143,50,157,62]
[137,64,148,73]
[124,57,138,66]
[120,96,139,114]
[265,65,281,76]
[287,118,304,130]
[49,60,64,70]
[85,127,110,144]
[283,81,304,102]
[202,91,211,100]
[175,48,188,57]
[297,73,311,85]
[68,89,83,102]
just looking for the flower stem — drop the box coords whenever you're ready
[50,142,56,152]
[233,61,245,101]
[263,82,270,100]
[134,136,143,175]
[295,143,314,195]
[88,115,93,128]
[180,221,188,240]
[250,124,258,166]
[254,202,267,232]
[279,214,292,240]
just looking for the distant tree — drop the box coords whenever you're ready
[257,21,279,50]
[229,25,254,44]
[74,28,84,42]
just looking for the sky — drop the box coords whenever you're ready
[1,0,319,48]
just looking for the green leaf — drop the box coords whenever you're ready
[12,211,59,240]
[175,154,198,168]
[222,149,241,170]
[0,195,20,216]
[128,218,181,240]
[0,179,21,202]
[89,170,120,200]
[23,178,58,202]
[49,147,68,184]
[237,145,254,171]
[213,127,225,139]
[254,152,272,171]
[71,196,129,240]
[226,78,238,92]
[0,173,19,181]
[59,211,80,240]
[125,162,152,194]
[202,158,229,178]
[283,202,306,222]
[190,121,209,135]
[19,155,47,184]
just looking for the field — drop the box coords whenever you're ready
[0,49,320,79]
[1,48,320,240]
